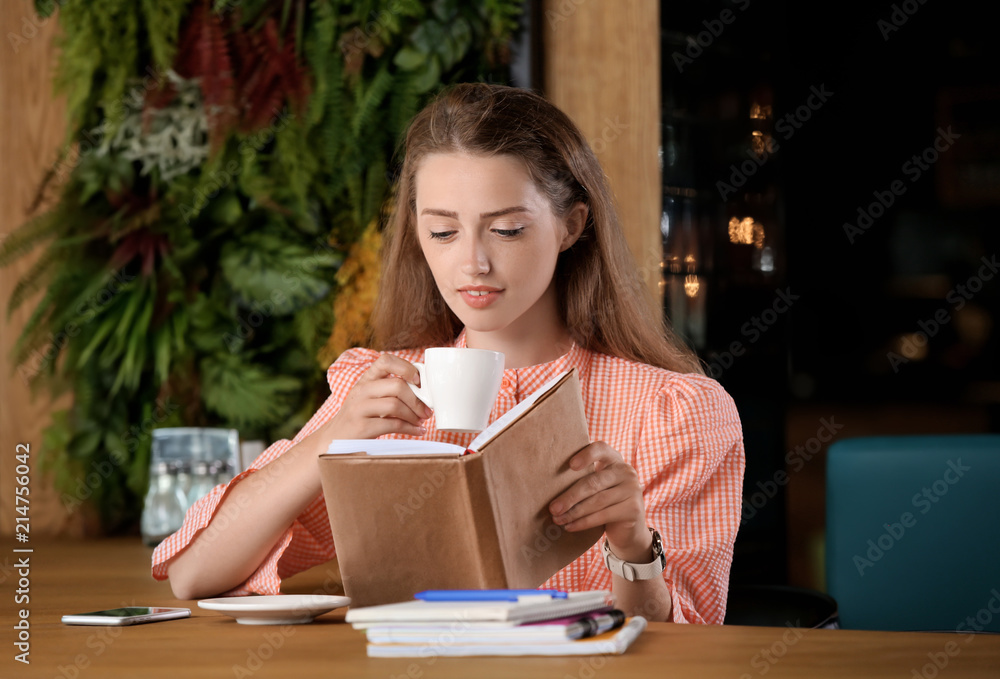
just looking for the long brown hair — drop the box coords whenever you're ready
[371,83,704,375]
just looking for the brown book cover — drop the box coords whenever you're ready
[318,370,603,607]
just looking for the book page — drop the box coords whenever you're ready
[325,439,466,456]
[323,370,572,457]
[468,370,572,452]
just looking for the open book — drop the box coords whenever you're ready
[325,370,574,457]
[318,369,603,607]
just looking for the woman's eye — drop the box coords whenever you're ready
[493,227,525,238]
[428,231,456,241]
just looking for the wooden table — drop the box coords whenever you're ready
[4,538,999,678]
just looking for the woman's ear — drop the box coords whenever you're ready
[560,202,588,252]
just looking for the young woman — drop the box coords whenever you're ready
[153,83,744,624]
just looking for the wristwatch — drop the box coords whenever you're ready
[602,528,666,581]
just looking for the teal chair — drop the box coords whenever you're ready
[826,435,1000,632]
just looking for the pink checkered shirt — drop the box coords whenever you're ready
[151,332,744,623]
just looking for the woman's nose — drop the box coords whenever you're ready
[460,236,491,275]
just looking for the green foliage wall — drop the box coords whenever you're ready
[2,0,523,531]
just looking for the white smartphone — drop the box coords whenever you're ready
[61,606,191,626]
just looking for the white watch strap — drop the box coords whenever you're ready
[602,530,666,581]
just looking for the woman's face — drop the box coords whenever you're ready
[414,152,583,340]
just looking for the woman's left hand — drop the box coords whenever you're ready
[548,441,653,563]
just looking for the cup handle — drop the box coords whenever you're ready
[406,362,433,408]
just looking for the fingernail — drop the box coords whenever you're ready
[550,502,563,514]
[418,426,426,435]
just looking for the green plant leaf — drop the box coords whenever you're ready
[220,227,340,315]
[411,54,442,94]
[153,325,171,384]
[393,46,426,71]
[200,353,303,428]
[76,313,120,369]
[0,211,65,270]
[16,0,528,533]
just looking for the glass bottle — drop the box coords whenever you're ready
[175,459,193,498]
[140,461,188,547]
[213,460,234,485]
[186,460,217,509]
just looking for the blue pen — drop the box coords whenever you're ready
[414,589,569,601]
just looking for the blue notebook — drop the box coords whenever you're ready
[346,590,613,625]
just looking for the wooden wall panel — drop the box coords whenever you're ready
[542,0,662,306]
[1,2,84,536]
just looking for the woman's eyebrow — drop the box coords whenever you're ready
[420,208,458,218]
[480,206,531,219]
[418,206,531,219]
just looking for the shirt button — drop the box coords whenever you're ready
[501,376,514,390]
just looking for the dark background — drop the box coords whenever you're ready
[656,0,999,586]
[512,0,999,589]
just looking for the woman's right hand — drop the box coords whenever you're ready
[321,353,433,441]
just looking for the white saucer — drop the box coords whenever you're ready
[197,595,351,625]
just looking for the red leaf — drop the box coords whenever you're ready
[175,0,238,153]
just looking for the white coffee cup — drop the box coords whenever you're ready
[407,348,505,433]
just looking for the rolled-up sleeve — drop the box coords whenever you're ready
[150,348,381,594]
[633,376,745,624]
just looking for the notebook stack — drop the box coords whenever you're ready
[345,590,648,658]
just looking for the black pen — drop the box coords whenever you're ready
[565,609,626,640]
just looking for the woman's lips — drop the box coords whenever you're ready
[459,287,503,308]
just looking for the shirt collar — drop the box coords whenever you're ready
[453,328,591,388]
